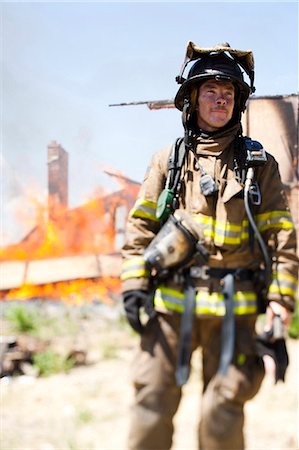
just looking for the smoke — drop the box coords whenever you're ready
[1,153,45,245]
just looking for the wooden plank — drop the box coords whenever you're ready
[0,253,122,290]
[26,255,101,285]
[97,254,122,277]
[0,261,27,290]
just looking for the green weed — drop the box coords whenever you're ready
[32,350,75,376]
[4,302,79,339]
[5,303,40,333]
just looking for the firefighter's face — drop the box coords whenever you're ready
[196,80,235,131]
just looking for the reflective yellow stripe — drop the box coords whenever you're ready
[272,272,298,284]
[193,215,250,246]
[269,272,298,297]
[215,221,244,232]
[256,211,294,231]
[154,287,185,313]
[269,285,296,296]
[130,199,159,222]
[193,210,294,246]
[122,256,145,268]
[154,286,257,316]
[121,269,151,280]
[121,256,150,280]
[197,290,257,315]
[214,232,242,246]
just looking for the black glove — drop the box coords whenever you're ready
[123,290,155,334]
[256,328,289,383]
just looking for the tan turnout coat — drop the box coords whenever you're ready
[121,124,298,315]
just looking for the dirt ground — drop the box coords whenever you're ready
[1,307,298,450]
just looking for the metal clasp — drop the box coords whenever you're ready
[190,265,210,280]
[249,181,261,205]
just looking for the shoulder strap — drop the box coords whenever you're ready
[155,138,187,222]
[166,137,186,193]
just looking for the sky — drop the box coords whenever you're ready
[1,1,299,244]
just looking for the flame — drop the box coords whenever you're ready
[0,277,121,305]
[0,195,116,261]
[1,170,140,303]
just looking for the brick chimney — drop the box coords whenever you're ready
[47,141,68,220]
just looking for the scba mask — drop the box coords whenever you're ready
[144,210,209,272]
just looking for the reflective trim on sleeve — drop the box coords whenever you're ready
[154,285,257,316]
[130,199,160,222]
[121,256,150,280]
[154,287,185,313]
[268,272,298,297]
[256,211,295,232]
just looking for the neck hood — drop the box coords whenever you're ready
[194,122,241,156]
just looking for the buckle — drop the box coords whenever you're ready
[249,181,261,205]
[190,265,209,280]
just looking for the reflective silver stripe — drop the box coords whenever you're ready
[193,210,295,246]
[121,257,150,280]
[213,223,249,245]
[154,286,257,316]
[195,294,257,315]
[256,211,294,231]
[269,272,298,297]
[130,199,159,222]
[193,215,250,246]
[154,287,184,312]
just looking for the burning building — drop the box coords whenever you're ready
[0,142,140,303]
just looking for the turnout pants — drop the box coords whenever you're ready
[128,313,265,450]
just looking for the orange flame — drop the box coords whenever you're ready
[0,277,121,305]
[1,170,140,303]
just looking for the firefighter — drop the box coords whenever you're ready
[121,42,298,450]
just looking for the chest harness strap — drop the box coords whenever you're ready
[156,137,186,222]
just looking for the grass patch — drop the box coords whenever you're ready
[3,302,79,339]
[32,350,75,376]
[4,303,40,333]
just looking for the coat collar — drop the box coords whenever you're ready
[195,123,241,156]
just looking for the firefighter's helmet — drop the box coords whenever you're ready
[174,42,255,122]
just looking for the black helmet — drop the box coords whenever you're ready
[174,43,255,126]
[175,52,251,113]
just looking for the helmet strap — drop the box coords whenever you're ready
[182,98,197,151]
[182,85,200,151]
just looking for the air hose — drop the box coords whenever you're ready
[244,167,272,291]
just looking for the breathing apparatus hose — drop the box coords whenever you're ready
[244,168,272,292]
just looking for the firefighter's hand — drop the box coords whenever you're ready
[123,290,153,334]
[260,302,290,382]
[265,301,292,332]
